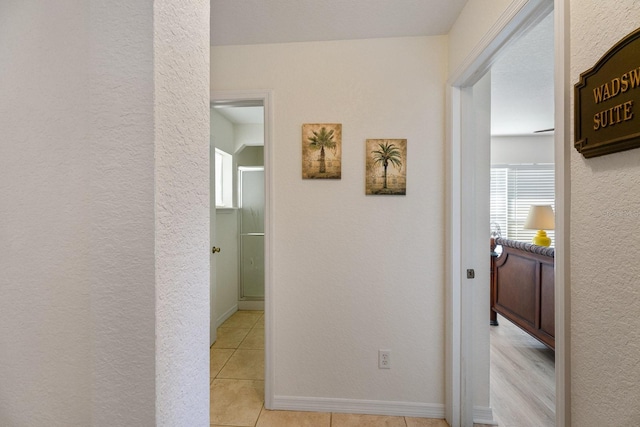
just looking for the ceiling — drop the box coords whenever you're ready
[211,1,554,136]
[211,0,468,46]
[214,106,264,124]
[491,13,554,136]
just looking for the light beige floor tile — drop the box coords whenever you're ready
[331,413,407,427]
[212,327,250,349]
[210,348,235,378]
[239,327,264,350]
[256,408,331,427]
[406,417,450,427]
[255,314,264,328]
[218,349,264,380]
[222,311,263,329]
[210,379,264,426]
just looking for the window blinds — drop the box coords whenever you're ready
[490,165,555,243]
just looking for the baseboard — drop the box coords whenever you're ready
[272,395,445,418]
[473,405,496,425]
[216,304,238,328]
[238,300,264,311]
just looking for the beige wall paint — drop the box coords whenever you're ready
[212,36,447,408]
[448,0,514,77]
[570,1,640,424]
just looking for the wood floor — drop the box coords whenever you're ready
[490,314,555,427]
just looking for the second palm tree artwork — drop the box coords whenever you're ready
[302,123,342,179]
[366,139,407,195]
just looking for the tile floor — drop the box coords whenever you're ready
[210,310,451,427]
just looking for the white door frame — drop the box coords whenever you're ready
[445,0,569,425]
[211,89,275,409]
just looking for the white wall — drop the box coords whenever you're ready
[211,109,240,325]
[237,146,265,167]
[212,36,447,412]
[0,2,93,424]
[154,0,210,424]
[235,123,264,153]
[448,0,514,77]
[212,109,236,154]
[491,134,554,164]
[570,1,640,424]
[0,1,209,425]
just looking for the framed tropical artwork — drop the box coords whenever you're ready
[365,139,407,195]
[302,123,342,179]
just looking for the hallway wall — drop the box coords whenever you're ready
[212,36,447,411]
[0,2,93,423]
[0,1,210,425]
[569,1,640,424]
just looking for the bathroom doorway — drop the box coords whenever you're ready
[211,99,265,321]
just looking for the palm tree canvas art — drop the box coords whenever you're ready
[366,139,407,195]
[302,123,342,179]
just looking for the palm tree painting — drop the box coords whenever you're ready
[302,123,342,179]
[366,139,407,195]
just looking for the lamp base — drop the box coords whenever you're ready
[532,230,551,247]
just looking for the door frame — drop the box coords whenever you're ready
[211,89,274,408]
[445,0,569,425]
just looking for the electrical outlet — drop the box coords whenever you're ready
[378,350,391,369]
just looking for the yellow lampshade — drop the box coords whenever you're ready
[524,205,555,246]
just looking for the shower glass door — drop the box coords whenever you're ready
[238,167,264,300]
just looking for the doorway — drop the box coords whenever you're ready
[488,11,556,426]
[210,90,274,418]
[211,101,266,318]
[447,1,568,426]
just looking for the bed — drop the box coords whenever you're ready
[490,237,555,350]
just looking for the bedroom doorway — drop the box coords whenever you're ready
[447,1,568,426]
[488,11,556,427]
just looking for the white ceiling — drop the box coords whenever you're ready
[211,0,468,46]
[491,13,554,136]
[214,106,264,124]
[211,1,554,136]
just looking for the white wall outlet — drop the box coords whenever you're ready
[378,349,391,369]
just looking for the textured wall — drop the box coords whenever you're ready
[155,0,211,425]
[89,1,157,424]
[0,1,93,424]
[570,1,640,424]
[212,36,447,407]
[0,1,210,425]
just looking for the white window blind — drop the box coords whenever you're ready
[490,165,555,243]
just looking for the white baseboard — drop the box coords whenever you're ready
[216,304,238,328]
[473,405,496,425]
[272,395,445,419]
[238,300,264,311]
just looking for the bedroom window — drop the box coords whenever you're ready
[215,148,233,207]
[490,164,555,243]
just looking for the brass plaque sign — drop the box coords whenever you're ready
[575,28,640,158]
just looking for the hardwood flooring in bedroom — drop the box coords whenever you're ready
[490,314,555,427]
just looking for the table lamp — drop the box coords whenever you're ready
[524,205,555,247]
